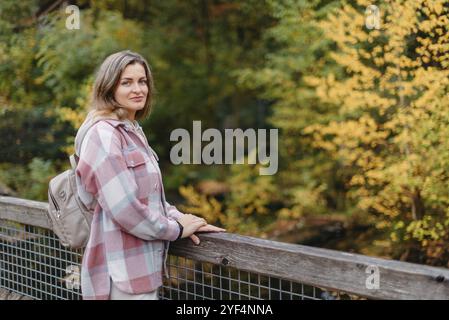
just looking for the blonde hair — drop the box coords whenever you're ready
[89,50,155,121]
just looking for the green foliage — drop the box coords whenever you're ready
[0,107,71,164]
[35,8,144,108]
[2,0,449,267]
[179,162,280,236]
[234,0,341,218]
[0,157,56,201]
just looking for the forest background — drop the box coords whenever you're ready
[1,0,448,267]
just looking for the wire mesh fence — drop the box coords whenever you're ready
[160,255,357,300]
[0,218,357,300]
[0,219,83,300]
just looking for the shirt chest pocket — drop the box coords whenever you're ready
[124,149,158,199]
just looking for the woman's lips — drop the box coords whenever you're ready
[130,96,144,102]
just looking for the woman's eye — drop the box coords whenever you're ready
[121,80,146,86]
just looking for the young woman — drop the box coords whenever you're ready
[74,50,225,300]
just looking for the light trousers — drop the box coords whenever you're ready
[110,278,159,300]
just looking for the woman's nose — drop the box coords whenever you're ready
[131,82,142,93]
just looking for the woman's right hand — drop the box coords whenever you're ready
[177,214,207,239]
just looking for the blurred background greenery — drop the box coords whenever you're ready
[1,0,448,267]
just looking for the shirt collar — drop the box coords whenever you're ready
[101,118,140,131]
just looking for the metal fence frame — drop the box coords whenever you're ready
[1,196,449,300]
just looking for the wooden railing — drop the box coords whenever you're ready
[1,195,449,300]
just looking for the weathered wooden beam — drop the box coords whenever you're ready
[1,196,449,300]
[0,288,33,300]
[170,233,449,300]
[0,196,51,229]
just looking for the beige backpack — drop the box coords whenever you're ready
[47,118,100,249]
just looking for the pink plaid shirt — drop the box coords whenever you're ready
[75,116,184,300]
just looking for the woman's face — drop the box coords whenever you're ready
[114,63,148,120]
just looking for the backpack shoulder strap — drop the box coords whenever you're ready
[69,116,108,170]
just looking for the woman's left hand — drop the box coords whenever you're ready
[189,224,226,245]
[196,224,226,233]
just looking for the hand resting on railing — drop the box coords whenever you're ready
[177,213,226,245]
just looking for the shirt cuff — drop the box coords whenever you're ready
[165,219,182,241]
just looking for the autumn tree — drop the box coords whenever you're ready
[306,0,449,265]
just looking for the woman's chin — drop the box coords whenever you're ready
[124,104,145,111]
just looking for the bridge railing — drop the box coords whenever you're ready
[1,196,449,300]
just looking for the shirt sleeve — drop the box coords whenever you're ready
[76,125,180,241]
[165,201,185,221]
